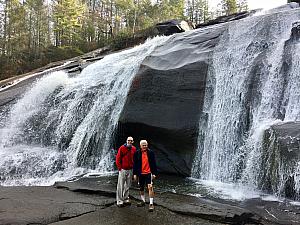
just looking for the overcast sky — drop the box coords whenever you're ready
[209,0,287,10]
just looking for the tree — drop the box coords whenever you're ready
[187,0,209,24]
[3,0,27,57]
[237,0,248,12]
[221,0,237,15]
[25,0,51,56]
[52,0,86,46]
[0,0,6,55]
[1,0,235,80]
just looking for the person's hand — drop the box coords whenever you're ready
[152,175,156,180]
[133,175,137,181]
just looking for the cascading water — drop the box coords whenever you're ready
[0,36,169,186]
[192,7,300,198]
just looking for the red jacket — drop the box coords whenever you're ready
[116,144,136,171]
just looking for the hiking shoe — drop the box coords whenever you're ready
[117,203,125,208]
[149,204,154,212]
[137,201,145,207]
[124,200,131,206]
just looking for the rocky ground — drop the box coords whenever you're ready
[0,175,299,225]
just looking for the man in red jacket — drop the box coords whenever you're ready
[116,136,136,207]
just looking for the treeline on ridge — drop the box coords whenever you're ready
[0,0,247,80]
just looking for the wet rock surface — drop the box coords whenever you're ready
[261,122,300,199]
[269,122,300,151]
[0,185,114,225]
[241,198,300,225]
[1,175,299,225]
[49,204,222,225]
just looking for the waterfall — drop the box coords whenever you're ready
[192,7,300,197]
[0,36,169,186]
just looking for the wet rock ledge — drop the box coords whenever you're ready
[0,175,299,225]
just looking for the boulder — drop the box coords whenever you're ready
[155,20,193,36]
[291,21,300,41]
[288,0,300,5]
[260,122,300,199]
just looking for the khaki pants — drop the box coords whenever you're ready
[116,169,132,205]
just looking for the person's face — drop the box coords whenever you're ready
[140,143,148,151]
[127,138,133,146]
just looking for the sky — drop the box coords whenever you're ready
[209,0,288,10]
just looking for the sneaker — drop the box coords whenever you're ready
[124,200,131,206]
[149,204,154,212]
[137,201,145,207]
[117,203,125,208]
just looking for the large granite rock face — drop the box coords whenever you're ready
[117,27,226,176]
[260,122,300,199]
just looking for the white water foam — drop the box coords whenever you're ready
[195,179,260,201]
[0,36,170,186]
[189,178,285,202]
[192,6,300,199]
[0,71,69,147]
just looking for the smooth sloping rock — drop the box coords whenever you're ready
[55,175,300,225]
[49,204,223,225]
[241,198,300,225]
[55,176,262,225]
[155,192,260,224]
[55,176,117,197]
[2,175,300,225]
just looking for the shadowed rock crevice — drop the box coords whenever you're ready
[117,60,210,175]
[59,210,96,221]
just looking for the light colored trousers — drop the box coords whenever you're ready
[116,169,133,204]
